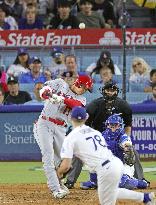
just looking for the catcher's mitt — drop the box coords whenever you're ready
[123,146,135,166]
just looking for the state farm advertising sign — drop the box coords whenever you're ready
[0,28,156,47]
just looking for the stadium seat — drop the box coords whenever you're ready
[19,83,35,93]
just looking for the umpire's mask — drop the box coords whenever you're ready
[101,81,119,101]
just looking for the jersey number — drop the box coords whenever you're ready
[86,135,106,151]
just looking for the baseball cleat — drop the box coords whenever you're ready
[53,188,69,199]
[64,180,75,189]
[60,183,70,194]
[80,181,97,190]
[143,192,156,205]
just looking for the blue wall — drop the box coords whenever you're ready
[0,104,155,160]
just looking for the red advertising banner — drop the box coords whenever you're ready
[0,28,156,47]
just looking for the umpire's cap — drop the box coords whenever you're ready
[71,106,88,120]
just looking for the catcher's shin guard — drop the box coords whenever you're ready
[80,173,97,190]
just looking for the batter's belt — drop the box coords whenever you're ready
[41,116,67,127]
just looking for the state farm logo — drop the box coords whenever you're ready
[0,32,81,46]
[99,31,121,45]
[99,31,156,46]
[126,31,156,45]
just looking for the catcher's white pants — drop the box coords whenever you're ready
[33,118,66,192]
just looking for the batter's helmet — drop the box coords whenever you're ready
[106,114,123,126]
[74,75,93,91]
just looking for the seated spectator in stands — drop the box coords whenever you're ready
[86,50,121,77]
[60,71,76,86]
[0,0,23,21]
[92,0,116,28]
[143,83,156,103]
[46,47,66,79]
[44,69,52,81]
[144,69,156,92]
[4,76,32,105]
[0,88,4,105]
[7,48,30,77]
[18,4,43,29]
[65,54,78,75]
[22,0,53,27]
[19,56,46,84]
[99,66,114,84]
[77,0,106,28]
[24,82,44,104]
[0,4,11,30]
[47,1,80,29]
[129,57,151,85]
[0,67,8,93]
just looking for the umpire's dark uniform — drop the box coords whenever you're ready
[86,96,132,132]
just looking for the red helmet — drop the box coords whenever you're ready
[74,75,93,91]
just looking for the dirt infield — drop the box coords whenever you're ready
[0,182,155,205]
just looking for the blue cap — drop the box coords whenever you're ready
[51,47,63,58]
[71,106,87,120]
[17,48,28,55]
[29,56,42,64]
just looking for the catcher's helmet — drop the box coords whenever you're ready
[106,114,123,126]
[74,75,93,91]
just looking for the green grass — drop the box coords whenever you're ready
[0,161,155,184]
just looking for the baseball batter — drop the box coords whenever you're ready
[33,75,93,199]
[57,106,156,205]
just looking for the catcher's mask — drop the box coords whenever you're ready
[105,114,123,135]
[74,75,93,92]
[100,81,119,101]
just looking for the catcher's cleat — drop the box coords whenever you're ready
[80,181,97,190]
[53,188,69,199]
[64,180,74,189]
[143,192,156,205]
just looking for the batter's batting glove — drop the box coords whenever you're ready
[52,94,65,103]
[40,86,52,100]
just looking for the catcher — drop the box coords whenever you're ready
[81,114,150,190]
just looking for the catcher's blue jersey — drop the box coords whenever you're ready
[102,128,126,162]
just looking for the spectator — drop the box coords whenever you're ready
[47,47,66,79]
[98,66,114,84]
[22,0,51,26]
[7,48,30,77]
[129,57,151,85]
[4,76,32,105]
[19,56,46,84]
[0,67,8,93]
[0,88,4,105]
[77,0,106,28]
[0,0,23,21]
[48,1,80,29]
[143,83,156,103]
[92,0,116,28]
[0,4,11,30]
[86,50,121,83]
[24,82,44,104]
[144,69,156,92]
[61,71,77,86]
[18,4,43,29]
[44,69,52,81]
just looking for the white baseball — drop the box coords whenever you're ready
[79,23,86,29]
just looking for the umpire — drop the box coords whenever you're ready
[64,81,144,189]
